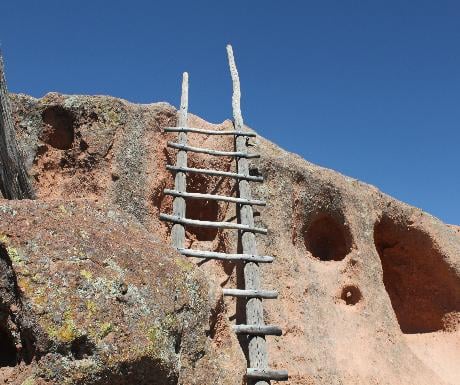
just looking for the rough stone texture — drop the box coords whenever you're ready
[2,93,459,385]
[0,199,244,385]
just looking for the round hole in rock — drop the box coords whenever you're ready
[303,213,352,261]
[340,285,362,305]
[41,106,75,150]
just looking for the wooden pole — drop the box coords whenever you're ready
[171,72,188,249]
[164,126,256,137]
[227,44,269,385]
[0,53,35,200]
[163,188,266,206]
[178,248,274,263]
[166,165,264,182]
[222,288,278,299]
[160,213,268,234]
[167,141,260,158]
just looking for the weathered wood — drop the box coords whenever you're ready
[178,248,274,263]
[233,325,282,336]
[0,54,35,200]
[222,289,278,299]
[164,126,256,137]
[246,369,289,381]
[171,72,188,249]
[227,44,271,385]
[159,213,268,234]
[164,188,266,206]
[167,141,260,158]
[166,164,264,182]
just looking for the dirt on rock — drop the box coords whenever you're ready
[2,93,459,385]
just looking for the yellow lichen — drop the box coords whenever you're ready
[106,110,120,124]
[58,205,68,215]
[20,376,35,385]
[48,310,81,343]
[32,291,47,307]
[148,325,163,345]
[99,322,113,338]
[0,233,9,244]
[7,246,22,264]
[174,257,193,273]
[18,277,32,294]
[80,269,93,280]
[86,300,97,316]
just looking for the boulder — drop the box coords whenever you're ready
[0,199,243,385]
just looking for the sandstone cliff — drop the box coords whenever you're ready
[0,93,458,385]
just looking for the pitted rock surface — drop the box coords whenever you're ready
[1,92,459,385]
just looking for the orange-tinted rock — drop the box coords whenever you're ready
[3,93,459,385]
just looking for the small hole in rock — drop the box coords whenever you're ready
[303,213,352,261]
[174,333,182,354]
[70,335,95,360]
[41,106,75,150]
[79,139,89,151]
[340,285,362,305]
[0,323,17,367]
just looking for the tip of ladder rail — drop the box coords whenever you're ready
[222,289,278,299]
[246,368,289,381]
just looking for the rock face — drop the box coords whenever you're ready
[1,92,459,385]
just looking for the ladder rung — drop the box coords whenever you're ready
[164,126,256,137]
[164,189,266,206]
[178,248,274,263]
[222,288,278,299]
[159,214,268,234]
[166,165,263,182]
[233,324,282,336]
[246,368,288,381]
[167,141,260,158]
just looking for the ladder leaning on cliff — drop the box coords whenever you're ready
[160,45,288,384]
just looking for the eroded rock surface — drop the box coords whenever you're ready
[2,93,459,385]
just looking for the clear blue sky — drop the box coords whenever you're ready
[1,1,459,223]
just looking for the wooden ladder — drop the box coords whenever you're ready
[160,45,288,384]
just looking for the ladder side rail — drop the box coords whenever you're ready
[171,72,189,249]
[227,44,270,385]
